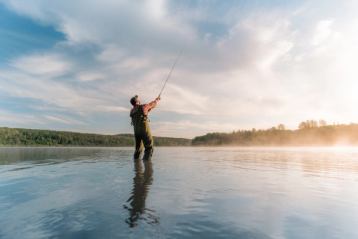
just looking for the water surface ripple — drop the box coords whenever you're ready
[1,147,358,238]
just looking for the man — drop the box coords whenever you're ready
[130,95,160,159]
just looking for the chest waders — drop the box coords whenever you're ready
[130,105,153,159]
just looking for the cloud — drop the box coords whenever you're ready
[44,115,86,125]
[0,64,128,115]
[11,54,70,77]
[96,106,129,113]
[1,0,358,136]
[1,0,196,50]
[312,19,335,46]
[0,109,45,126]
[152,120,240,138]
[159,83,208,115]
[77,72,105,82]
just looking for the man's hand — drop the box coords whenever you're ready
[156,96,161,101]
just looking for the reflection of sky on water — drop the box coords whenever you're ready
[1,147,358,238]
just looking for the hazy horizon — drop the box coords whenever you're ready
[1,0,358,138]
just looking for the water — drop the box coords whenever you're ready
[1,147,358,239]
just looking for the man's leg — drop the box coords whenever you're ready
[142,130,153,160]
[134,134,143,159]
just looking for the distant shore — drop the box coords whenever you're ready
[0,127,191,147]
[2,122,358,147]
[192,122,358,146]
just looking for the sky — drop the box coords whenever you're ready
[1,0,358,138]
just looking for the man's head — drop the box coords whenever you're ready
[130,95,140,106]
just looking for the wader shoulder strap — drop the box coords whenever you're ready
[130,105,148,126]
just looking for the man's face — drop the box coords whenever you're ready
[136,98,140,105]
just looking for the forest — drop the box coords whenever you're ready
[0,127,191,146]
[2,120,358,147]
[192,121,358,146]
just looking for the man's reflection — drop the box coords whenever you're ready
[125,158,158,227]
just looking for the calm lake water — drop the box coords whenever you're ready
[1,147,358,239]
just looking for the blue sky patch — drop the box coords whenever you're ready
[0,3,65,65]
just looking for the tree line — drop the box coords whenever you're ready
[192,121,358,146]
[2,121,358,147]
[0,127,191,146]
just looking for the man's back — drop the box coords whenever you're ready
[129,96,160,159]
[130,105,148,132]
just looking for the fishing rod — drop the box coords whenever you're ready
[158,50,183,98]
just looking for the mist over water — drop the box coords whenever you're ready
[1,147,358,239]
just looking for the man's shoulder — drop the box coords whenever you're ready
[131,105,144,112]
[130,106,137,115]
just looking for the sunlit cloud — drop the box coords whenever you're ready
[77,72,105,82]
[44,115,86,125]
[1,0,358,136]
[11,54,70,77]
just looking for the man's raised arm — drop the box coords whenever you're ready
[142,97,160,115]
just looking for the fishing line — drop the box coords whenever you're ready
[158,50,183,97]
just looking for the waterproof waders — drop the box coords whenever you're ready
[130,105,154,159]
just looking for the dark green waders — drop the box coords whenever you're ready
[131,106,154,160]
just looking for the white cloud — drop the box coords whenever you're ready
[2,0,196,48]
[77,72,105,82]
[11,54,70,77]
[97,45,126,63]
[44,115,85,125]
[0,109,45,126]
[117,57,150,70]
[152,120,240,138]
[2,0,358,136]
[158,83,207,115]
[97,105,129,113]
[312,19,335,46]
[0,69,129,116]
